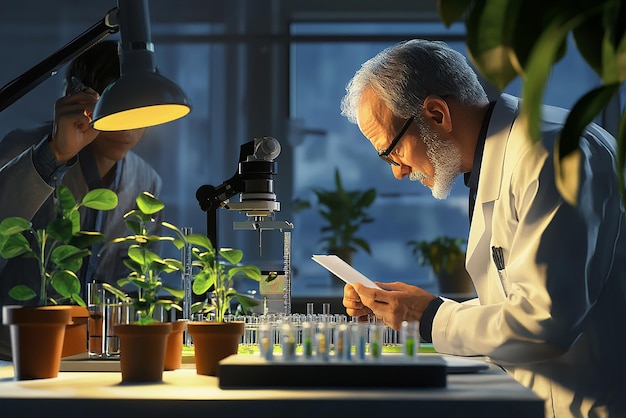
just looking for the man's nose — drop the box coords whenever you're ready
[392,164,406,180]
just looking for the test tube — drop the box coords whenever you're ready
[369,323,383,360]
[302,321,314,359]
[316,322,330,361]
[401,320,420,359]
[281,322,296,361]
[259,322,274,360]
[322,302,331,316]
[353,322,368,361]
[334,323,351,361]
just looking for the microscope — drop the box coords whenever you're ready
[196,137,294,315]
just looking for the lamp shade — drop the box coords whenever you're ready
[91,70,191,131]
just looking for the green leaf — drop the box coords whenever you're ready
[161,221,184,238]
[50,270,80,298]
[135,317,157,325]
[192,272,214,295]
[521,14,584,142]
[8,284,37,301]
[50,245,89,271]
[437,0,473,27]
[122,258,142,274]
[185,233,214,251]
[163,260,183,273]
[352,238,372,254]
[81,188,118,210]
[46,218,74,243]
[125,220,142,235]
[136,192,164,215]
[601,0,626,82]
[228,265,262,281]
[191,301,209,314]
[129,277,159,291]
[69,231,106,249]
[0,233,32,258]
[128,245,160,266]
[156,299,181,311]
[509,0,569,71]
[56,185,77,212]
[68,210,81,234]
[0,217,32,236]
[162,285,185,299]
[465,0,522,90]
[103,282,128,301]
[220,248,243,265]
[235,293,259,310]
[150,258,180,274]
[71,293,86,307]
[572,11,605,77]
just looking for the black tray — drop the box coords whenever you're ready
[218,354,447,389]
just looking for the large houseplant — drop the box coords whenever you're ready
[294,168,377,286]
[102,191,185,381]
[438,0,626,207]
[179,233,261,376]
[407,236,474,296]
[0,185,118,379]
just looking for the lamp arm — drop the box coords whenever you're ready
[0,7,120,113]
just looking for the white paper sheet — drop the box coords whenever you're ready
[311,254,382,289]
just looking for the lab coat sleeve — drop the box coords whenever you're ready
[0,146,56,274]
[0,146,54,222]
[431,129,622,365]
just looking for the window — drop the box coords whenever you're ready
[288,23,602,297]
[289,23,469,296]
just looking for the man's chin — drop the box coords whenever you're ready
[430,185,453,200]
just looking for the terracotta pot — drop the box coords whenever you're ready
[188,321,244,376]
[2,305,71,380]
[114,322,172,382]
[164,320,186,371]
[61,305,89,358]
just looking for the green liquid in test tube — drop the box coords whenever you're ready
[369,323,382,359]
[303,321,314,358]
[405,338,416,356]
[401,320,419,358]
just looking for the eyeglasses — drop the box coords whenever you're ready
[377,116,415,166]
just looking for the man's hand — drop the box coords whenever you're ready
[343,283,374,320]
[346,281,436,331]
[50,87,100,163]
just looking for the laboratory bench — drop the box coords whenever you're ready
[0,354,545,418]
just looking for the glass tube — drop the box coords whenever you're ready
[401,320,420,359]
[369,323,383,360]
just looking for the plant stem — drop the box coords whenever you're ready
[38,230,47,306]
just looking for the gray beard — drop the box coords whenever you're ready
[409,126,462,200]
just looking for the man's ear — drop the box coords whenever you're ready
[423,95,452,133]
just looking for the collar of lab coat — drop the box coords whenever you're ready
[466,94,520,261]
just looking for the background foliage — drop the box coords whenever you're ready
[438,0,626,206]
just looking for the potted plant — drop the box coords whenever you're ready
[294,168,377,286]
[179,233,261,376]
[0,185,118,379]
[102,191,185,382]
[407,236,474,296]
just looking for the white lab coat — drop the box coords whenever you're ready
[432,94,626,418]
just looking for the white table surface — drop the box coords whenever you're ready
[0,355,544,418]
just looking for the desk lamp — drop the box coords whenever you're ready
[0,0,191,130]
